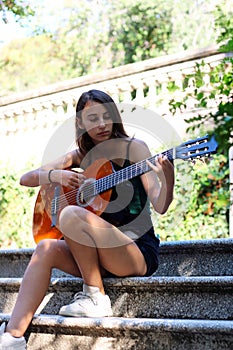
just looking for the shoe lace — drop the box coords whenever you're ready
[72,291,97,305]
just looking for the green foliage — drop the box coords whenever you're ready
[0,0,35,23]
[0,0,225,95]
[109,0,173,65]
[0,35,66,93]
[169,10,233,151]
[166,5,233,240]
[0,163,36,248]
[52,2,110,78]
[215,4,233,52]
[154,154,229,241]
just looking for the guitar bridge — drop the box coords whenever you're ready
[51,186,60,227]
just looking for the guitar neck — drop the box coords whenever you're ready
[95,148,175,194]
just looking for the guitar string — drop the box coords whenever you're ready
[51,149,173,210]
[51,142,212,210]
[53,154,156,207]
[51,139,212,209]
[51,157,152,210]
[52,150,174,209]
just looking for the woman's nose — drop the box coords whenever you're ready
[98,118,106,128]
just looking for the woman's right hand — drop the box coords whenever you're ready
[50,169,86,189]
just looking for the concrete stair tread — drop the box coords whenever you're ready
[1,237,232,256]
[1,275,233,320]
[1,313,233,349]
[1,313,233,334]
[1,238,233,278]
[1,275,233,286]
[1,275,233,297]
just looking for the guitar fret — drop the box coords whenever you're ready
[89,136,216,195]
[95,159,148,194]
[94,149,175,195]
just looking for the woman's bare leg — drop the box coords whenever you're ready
[59,206,147,295]
[6,239,81,337]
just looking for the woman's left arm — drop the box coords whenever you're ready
[145,155,175,214]
[130,139,175,215]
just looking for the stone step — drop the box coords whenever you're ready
[1,313,233,350]
[1,276,232,320]
[1,238,232,278]
[156,238,233,277]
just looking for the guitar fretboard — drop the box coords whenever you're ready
[94,148,174,195]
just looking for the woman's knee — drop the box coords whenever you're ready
[59,205,86,233]
[33,239,61,264]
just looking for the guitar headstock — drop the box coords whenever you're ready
[175,135,218,161]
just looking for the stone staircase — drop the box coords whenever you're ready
[0,238,233,349]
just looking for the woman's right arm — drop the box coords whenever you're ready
[20,149,85,188]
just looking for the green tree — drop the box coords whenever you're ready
[0,0,227,95]
[0,35,66,94]
[167,4,233,238]
[108,0,222,66]
[108,0,173,65]
[0,0,34,23]
[0,163,36,248]
[52,1,111,78]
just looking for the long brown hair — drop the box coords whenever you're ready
[76,89,129,155]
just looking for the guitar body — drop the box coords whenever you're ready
[33,159,113,244]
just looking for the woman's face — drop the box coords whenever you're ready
[79,100,113,144]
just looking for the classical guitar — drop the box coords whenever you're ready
[33,135,218,243]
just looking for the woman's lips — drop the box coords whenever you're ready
[97,131,110,136]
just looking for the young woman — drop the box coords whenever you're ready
[0,89,174,349]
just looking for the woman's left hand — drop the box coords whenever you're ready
[146,154,174,184]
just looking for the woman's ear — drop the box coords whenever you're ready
[77,118,85,129]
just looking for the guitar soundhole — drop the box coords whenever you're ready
[76,178,96,207]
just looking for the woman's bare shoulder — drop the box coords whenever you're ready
[128,138,151,162]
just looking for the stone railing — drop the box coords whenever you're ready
[0,45,230,137]
[1,44,231,161]
[1,45,231,167]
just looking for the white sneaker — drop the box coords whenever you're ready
[0,323,26,350]
[59,284,113,317]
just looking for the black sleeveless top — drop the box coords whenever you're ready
[100,142,158,244]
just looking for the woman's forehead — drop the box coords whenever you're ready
[83,100,108,114]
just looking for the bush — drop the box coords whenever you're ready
[153,153,229,241]
[0,163,37,248]
[164,6,233,241]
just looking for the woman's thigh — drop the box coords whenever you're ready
[59,206,147,277]
[98,241,147,277]
[60,206,134,248]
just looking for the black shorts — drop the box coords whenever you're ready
[135,232,160,276]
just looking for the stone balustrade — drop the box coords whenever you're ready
[0,45,231,165]
[0,45,230,138]
[0,44,231,167]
